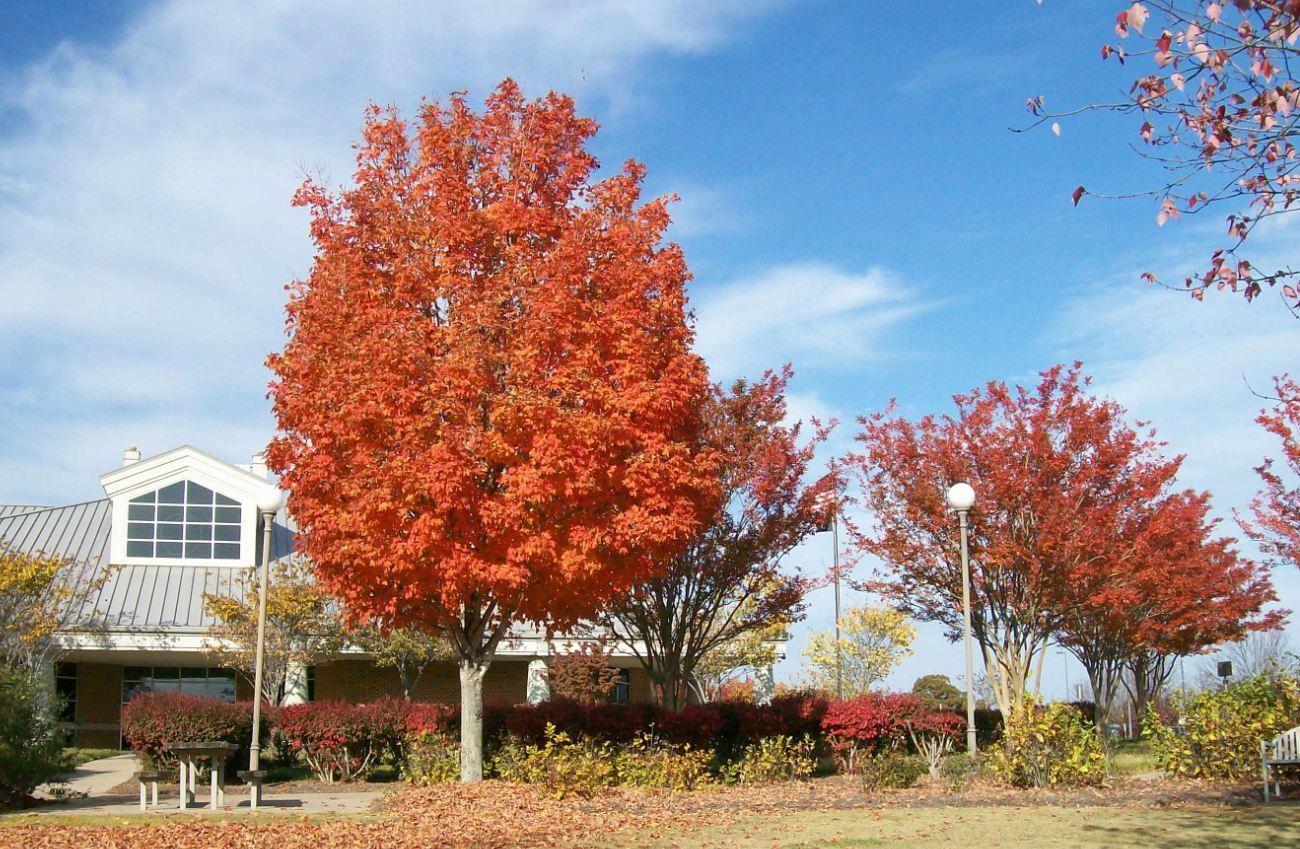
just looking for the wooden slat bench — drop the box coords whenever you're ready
[1261,725,1300,802]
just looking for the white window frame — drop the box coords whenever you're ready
[101,446,270,568]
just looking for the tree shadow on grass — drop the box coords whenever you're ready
[1077,803,1300,849]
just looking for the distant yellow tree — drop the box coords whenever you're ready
[0,547,107,673]
[203,557,342,703]
[802,604,915,697]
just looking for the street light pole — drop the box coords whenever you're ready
[832,509,842,701]
[946,482,978,757]
[247,484,285,809]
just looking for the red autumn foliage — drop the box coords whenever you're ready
[846,363,1277,720]
[120,692,263,770]
[543,643,622,705]
[266,79,716,779]
[276,699,412,782]
[1244,374,1300,571]
[821,692,921,755]
[603,368,835,710]
[1029,2,1300,302]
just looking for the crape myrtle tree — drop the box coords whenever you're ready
[268,81,715,780]
[1244,374,1300,568]
[1027,2,1300,305]
[603,368,835,710]
[1056,489,1277,726]
[845,363,1254,715]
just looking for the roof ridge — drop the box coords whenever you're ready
[0,498,111,521]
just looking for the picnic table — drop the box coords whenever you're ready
[164,741,238,811]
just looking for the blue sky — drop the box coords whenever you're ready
[1,0,1297,695]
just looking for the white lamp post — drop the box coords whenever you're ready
[945,482,978,756]
[246,483,285,809]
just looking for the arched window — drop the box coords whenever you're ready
[126,480,242,560]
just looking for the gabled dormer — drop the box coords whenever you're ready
[100,445,272,567]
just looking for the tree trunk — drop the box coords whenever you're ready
[459,658,488,782]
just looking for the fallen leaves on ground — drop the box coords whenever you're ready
[0,776,1271,849]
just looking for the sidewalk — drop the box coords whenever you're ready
[23,754,383,817]
[36,754,138,799]
[25,790,384,816]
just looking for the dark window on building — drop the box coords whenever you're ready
[306,665,316,702]
[121,666,237,704]
[610,667,631,705]
[127,481,242,559]
[55,662,77,723]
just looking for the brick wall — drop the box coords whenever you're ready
[314,659,529,704]
[73,662,123,748]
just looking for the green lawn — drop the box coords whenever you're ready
[1107,739,1158,775]
[619,804,1300,849]
[59,748,122,769]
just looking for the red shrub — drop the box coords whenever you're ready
[276,699,406,782]
[821,692,921,770]
[654,704,724,747]
[403,701,456,735]
[504,698,589,743]
[121,692,261,770]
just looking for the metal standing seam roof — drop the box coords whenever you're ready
[0,500,294,634]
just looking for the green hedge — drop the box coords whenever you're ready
[1147,674,1300,780]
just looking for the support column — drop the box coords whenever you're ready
[754,664,775,705]
[282,662,309,706]
[526,658,550,704]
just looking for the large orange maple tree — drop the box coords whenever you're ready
[267,81,715,780]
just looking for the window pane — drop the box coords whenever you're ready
[214,525,240,542]
[157,522,183,540]
[215,507,241,524]
[128,504,154,521]
[158,482,186,503]
[186,505,212,522]
[127,540,153,557]
[185,542,212,559]
[157,504,183,522]
[155,541,182,557]
[186,481,214,504]
[209,676,236,701]
[215,494,238,506]
[130,492,156,504]
[186,523,212,541]
[127,522,153,540]
[153,667,179,681]
[123,666,148,682]
[213,543,240,559]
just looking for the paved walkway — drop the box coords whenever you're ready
[36,754,138,799]
[23,755,383,817]
[25,790,384,816]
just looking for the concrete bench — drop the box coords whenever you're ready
[237,769,268,810]
[135,769,162,811]
[1261,725,1300,802]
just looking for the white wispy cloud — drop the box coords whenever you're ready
[1053,262,1300,649]
[692,262,931,384]
[0,0,781,504]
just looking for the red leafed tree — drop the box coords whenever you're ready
[846,363,1247,715]
[1056,489,1278,726]
[1027,2,1300,305]
[267,81,715,781]
[602,367,836,710]
[1243,374,1300,567]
